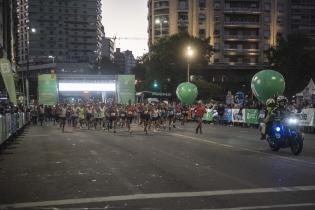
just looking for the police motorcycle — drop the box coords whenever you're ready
[266,112,303,155]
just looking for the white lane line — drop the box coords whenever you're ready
[194,202,315,210]
[170,133,315,166]
[1,185,315,209]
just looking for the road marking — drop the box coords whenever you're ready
[1,185,315,209]
[194,202,315,210]
[170,133,315,166]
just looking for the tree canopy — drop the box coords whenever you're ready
[266,33,315,96]
[135,33,213,93]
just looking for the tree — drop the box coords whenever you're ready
[266,33,315,96]
[140,33,213,93]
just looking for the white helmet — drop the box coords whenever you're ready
[277,95,287,104]
[266,98,275,107]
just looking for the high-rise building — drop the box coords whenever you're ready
[123,50,136,74]
[287,0,315,46]
[101,37,115,60]
[148,0,289,67]
[0,0,17,66]
[16,0,103,75]
[114,48,136,74]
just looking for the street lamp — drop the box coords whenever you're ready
[24,27,36,106]
[48,55,55,64]
[186,46,194,82]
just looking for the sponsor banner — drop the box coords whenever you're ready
[245,109,259,124]
[299,108,315,127]
[224,109,233,122]
[38,74,58,105]
[117,75,135,104]
[0,58,17,105]
[232,109,245,123]
[203,109,214,122]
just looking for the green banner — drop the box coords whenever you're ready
[0,58,17,105]
[245,109,259,124]
[38,74,57,105]
[202,110,214,122]
[117,75,135,104]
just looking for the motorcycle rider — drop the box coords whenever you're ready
[271,96,290,121]
[260,98,276,140]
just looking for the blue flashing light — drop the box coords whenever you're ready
[276,127,281,132]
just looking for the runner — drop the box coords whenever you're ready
[59,104,67,132]
[78,104,85,129]
[108,104,117,133]
[195,100,206,134]
[126,102,135,134]
[167,103,175,131]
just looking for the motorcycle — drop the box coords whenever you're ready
[266,114,303,155]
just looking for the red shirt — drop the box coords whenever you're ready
[195,104,206,117]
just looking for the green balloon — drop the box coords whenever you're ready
[251,70,285,102]
[176,82,198,104]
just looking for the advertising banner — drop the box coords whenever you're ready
[299,108,315,127]
[203,109,214,122]
[38,74,58,105]
[232,109,245,123]
[117,75,135,104]
[0,58,17,105]
[245,109,259,124]
[224,109,233,122]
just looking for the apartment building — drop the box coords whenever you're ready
[148,0,288,66]
[16,0,103,74]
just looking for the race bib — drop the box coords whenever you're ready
[111,113,116,116]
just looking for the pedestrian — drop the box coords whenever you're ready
[59,104,67,132]
[194,100,206,134]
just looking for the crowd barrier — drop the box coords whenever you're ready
[202,108,315,127]
[0,112,30,146]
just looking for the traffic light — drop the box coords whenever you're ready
[151,80,161,91]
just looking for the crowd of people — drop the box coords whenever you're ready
[29,101,207,134]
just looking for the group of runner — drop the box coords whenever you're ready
[32,101,198,134]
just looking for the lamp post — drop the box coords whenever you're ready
[48,55,55,64]
[186,46,194,82]
[25,27,36,107]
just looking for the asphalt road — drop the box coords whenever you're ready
[0,122,315,210]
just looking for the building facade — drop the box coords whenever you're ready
[16,0,103,75]
[0,0,17,65]
[114,48,136,74]
[101,37,115,60]
[148,0,291,66]
[287,0,315,45]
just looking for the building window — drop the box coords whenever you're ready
[264,3,271,11]
[199,0,206,8]
[199,14,206,24]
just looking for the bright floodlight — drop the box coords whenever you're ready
[59,83,116,92]
[31,28,36,33]
[48,55,55,58]
[155,19,161,24]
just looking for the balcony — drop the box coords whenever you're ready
[224,21,260,28]
[224,7,261,14]
[223,48,259,55]
[178,19,189,26]
[154,4,169,10]
[224,35,260,41]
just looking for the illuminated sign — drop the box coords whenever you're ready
[58,83,116,92]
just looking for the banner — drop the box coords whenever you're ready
[245,109,259,124]
[38,74,57,105]
[224,109,233,122]
[0,58,17,105]
[117,75,135,104]
[299,108,315,127]
[203,109,214,122]
[232,109,245,123]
